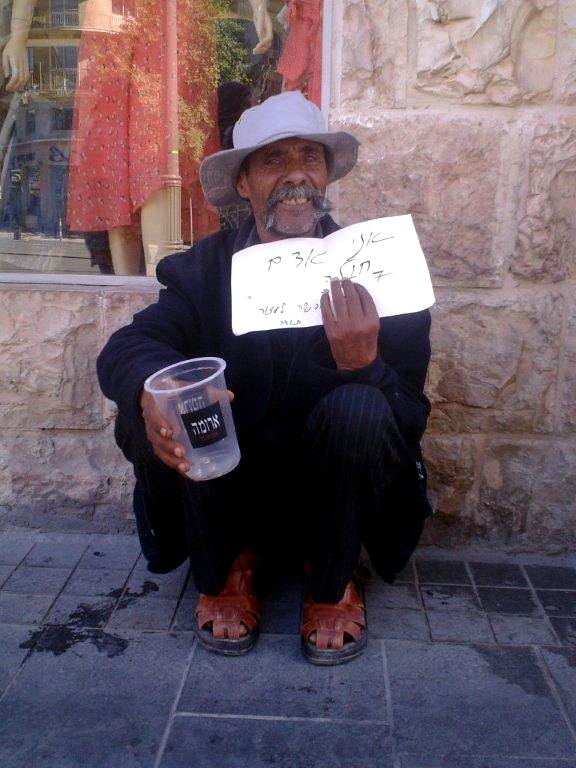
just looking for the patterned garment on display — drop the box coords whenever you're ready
[277,0,323,107]
[66,0,220,242]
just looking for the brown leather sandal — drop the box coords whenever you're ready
[301,574,367,666]
[194,550,261,656]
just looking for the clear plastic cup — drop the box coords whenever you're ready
[143,357,240,481]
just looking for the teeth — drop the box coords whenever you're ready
[284,196,307,205]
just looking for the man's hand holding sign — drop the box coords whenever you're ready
[321,277,380,371]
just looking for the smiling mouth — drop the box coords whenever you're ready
[278,195,309,206]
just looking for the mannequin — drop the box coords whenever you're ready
[66,0,221,276]
[1,0,36,94]
[249,0,273,55]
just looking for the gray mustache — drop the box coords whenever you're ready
[265,184,332,213]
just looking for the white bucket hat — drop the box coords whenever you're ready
[199,90,360,207]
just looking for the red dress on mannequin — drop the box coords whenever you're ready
[66,0,219,244]
[277,0,323,107]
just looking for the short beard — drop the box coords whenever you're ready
[264,184,332,233]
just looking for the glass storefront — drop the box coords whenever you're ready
[0,0,324,276]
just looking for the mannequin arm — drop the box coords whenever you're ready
[2,0,37,92]
[249,0,273,55]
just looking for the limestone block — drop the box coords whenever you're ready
[101,393,118,425]
[556,0,576,102]
[91,288,159,420]
[336,112,507,286]
[513,117,576,281]
[477,439,576,551]
[0,440,10,507]
[562,293,576,432]
[99,287,159,343]
[427,293,562,433]
[340,0,376,102]
[422,434,477,512]
[0,288,102,429]
[2,431,134,532]
[340,0,408,106]
[419,434,479,545]
[414,0,558,104]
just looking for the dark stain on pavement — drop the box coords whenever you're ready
[119,580,160,602]
[18,581,160,657]
[68,599,116,628]
[20,626,129,657]
[476,646,549,697]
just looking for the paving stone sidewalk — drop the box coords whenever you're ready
[0,529,575,767]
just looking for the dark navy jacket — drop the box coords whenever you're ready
[97,215,433,576]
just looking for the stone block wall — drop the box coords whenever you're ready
[329,0,576,551]
[0,281,159,533]
[0,0,574,553]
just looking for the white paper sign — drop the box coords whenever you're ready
[231,214,435,335]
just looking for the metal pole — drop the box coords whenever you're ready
[161,0,183,251]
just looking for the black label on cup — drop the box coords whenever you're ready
[181,401,228,448]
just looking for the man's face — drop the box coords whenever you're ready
[235,138,330,242]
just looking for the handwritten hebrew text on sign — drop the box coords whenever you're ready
[231,214,435,335]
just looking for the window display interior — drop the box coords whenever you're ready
[0,0,324,276]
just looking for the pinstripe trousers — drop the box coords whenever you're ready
[125,382,414,603]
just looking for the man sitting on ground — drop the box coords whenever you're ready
[96,90,433,665]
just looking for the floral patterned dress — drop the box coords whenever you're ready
[66,0,220,243]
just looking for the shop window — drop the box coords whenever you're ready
[0,0,326,277]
